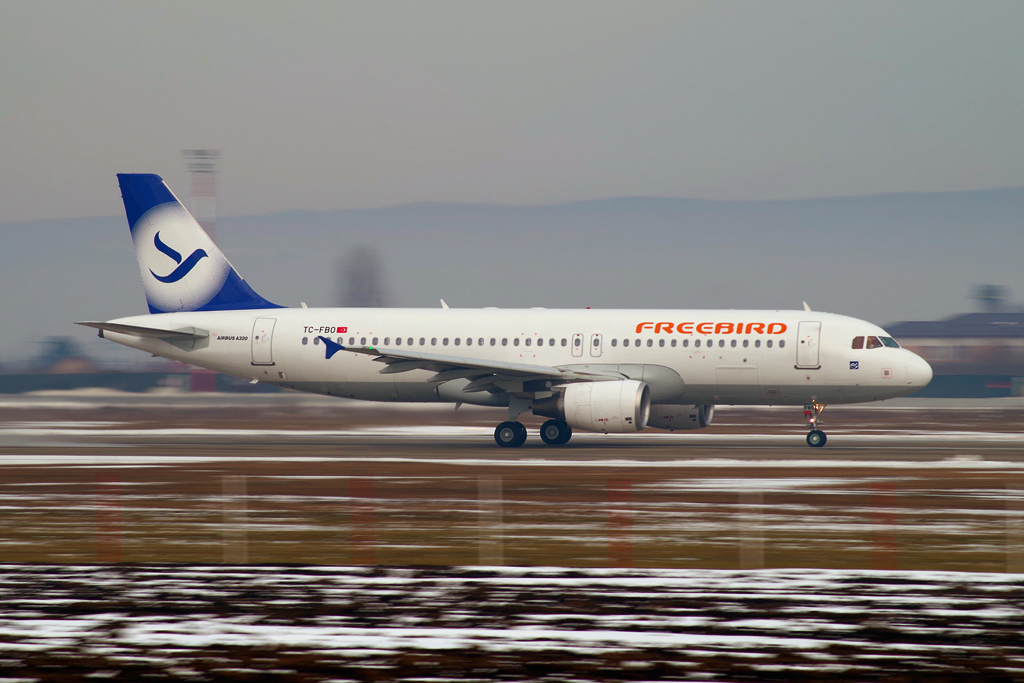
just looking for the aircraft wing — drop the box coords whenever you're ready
[316,336,619,390]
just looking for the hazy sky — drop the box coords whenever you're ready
[2,1,1024,222]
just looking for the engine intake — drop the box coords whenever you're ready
[647,404,715,431]
[533,380,651,433]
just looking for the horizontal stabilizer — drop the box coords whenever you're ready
[76,321,209,340]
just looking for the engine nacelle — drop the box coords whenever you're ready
[647,404,715,431]
[533,380,651,433]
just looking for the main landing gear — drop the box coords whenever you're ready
[494,419,573,448]
[494,421,527,448]
[540,419,572,445]
[804,402,827,448]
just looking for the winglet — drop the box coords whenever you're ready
[318,336,345,359]
[802,301,812,312]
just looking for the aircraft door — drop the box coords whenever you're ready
[572,333,584,358]
[590,333,603,357]
[796,321,821,369]
[251,318,276,365]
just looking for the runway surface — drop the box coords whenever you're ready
[1,393,1023,680]
[1,394,1022,570]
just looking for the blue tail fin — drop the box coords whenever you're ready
[117,174,282,313]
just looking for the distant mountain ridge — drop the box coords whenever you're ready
[3,186,1023,363]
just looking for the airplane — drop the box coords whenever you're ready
[78,174,933,448]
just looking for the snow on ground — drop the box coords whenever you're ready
[0,564,1021,681]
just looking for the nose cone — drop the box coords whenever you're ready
[905,352,933,389]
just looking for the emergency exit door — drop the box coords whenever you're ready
[251,318,277,365]
[796,321,821,369]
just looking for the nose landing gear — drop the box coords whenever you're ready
[804,402,827,447]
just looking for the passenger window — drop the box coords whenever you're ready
[431,338,437,346]
[513,338,519,346]
[574,338,581,347]
[384,337,390,345]
[682,339,688,348]
[779,340,785,348]
[313,337,320,345]
[623,338,630,347]
[395,338,401,346]
[408,338,414,346]
[881,337,900,348]
[647,339,653,347]
[695,339,701,348]
[443,338,449,346]
[337,337,343,344]
[502,338,508,346]
[302,337,308,345]
[719,340,725,348]
[537,338,543,347]
[852,336,864,350]
[491,338,496,346]
[730,340,737,348]
[465,338,471,346]
[659,339,665,347]
[479,338,485,346]
[549,339,555,347]
[561,339,567,347]
[742,339,749,348]
[611,339,617,347]
[671,339,677,347]
[454,338,460,346]
[767,340,773,348]
[866,336,883,349]
[525,338,532,346]
[372,338,378,346]
[419,338,425,346]
[755,339,761,348]
[361,337,367,345]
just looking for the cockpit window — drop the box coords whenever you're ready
[880,336,900,348]
[865,336,883,349]
[852,336,864,349]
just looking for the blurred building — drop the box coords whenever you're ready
[32,336,100,374]
[339,246,389,308]
[888,313,1024,397]
[0,335,279,394]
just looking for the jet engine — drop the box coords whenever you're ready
[647,404,715,431]
[533,380,650,433]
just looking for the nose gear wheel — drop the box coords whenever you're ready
[804,403,827,448]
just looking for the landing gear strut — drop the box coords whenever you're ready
[804,402,827,447]
[494,421,527,448]
[540,419,572,446]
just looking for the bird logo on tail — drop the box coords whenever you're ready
[149,231,208,283]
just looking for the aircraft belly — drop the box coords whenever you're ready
[715,367,762,404]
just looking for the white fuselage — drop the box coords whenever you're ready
[100,307,933,409]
